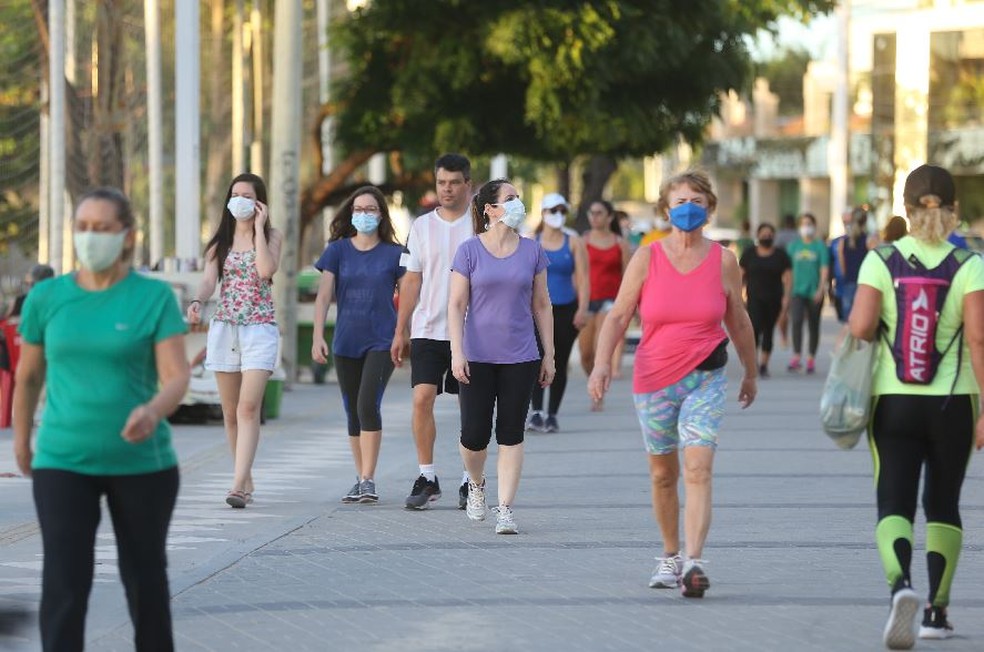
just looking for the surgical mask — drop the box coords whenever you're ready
[227,196,256,221]
[758,237,774,248]
[543,211,565,229]
[799,225,815,239]
[351,212,380,234]
[74,230,127,272]
[498,198,526,230]
[668,203,708,232]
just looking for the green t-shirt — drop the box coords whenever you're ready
[857,236,984,396]
[19,271,187,475]
[786,238,830,297]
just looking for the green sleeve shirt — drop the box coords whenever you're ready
[857,236,984,396]
[787,238,830,298]
[19,271,187,475]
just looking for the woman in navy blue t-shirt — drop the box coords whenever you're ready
[313,186,406,504]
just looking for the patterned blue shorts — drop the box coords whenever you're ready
[633,368,727,455]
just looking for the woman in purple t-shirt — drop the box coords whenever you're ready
[448,179,554,535]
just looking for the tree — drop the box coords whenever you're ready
[754,46,813,116]
[302,0,832,233]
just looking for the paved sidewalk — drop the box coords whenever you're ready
[2,315,983,651]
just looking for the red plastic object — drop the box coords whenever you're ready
[0,319,22,429]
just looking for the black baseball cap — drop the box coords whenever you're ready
[903,165,955,208]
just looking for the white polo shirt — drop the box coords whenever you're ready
[405,208,474,340]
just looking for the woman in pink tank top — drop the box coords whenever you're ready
[586,170,758,598]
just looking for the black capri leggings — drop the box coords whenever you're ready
[746,296,782,354]
[460,360,540,451]
[532,301,578,415]
[871,394,975,527]
[334,350,396,436]
[789,294,822,357]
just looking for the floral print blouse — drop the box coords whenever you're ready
[212,249,275,325]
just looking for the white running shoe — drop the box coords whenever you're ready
[493,505,518,534]
[883,587,920,650]
[648,554,683,588]
[466,478,486,521]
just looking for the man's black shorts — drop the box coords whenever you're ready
[410,338,459,395]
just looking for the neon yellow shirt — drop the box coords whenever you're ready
[857,236,984,396]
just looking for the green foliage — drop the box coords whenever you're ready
[754,46,813,116]
[329,0,832,163]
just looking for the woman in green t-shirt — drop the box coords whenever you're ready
[13,188,190,650]
[785,213,829,374]
[850,165,984,648]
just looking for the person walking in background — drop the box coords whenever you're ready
[774,213,798,250]
[883,215,909,244]
[448,178,554,535]
[527,193,589,433]
[391,153,476,510]
[5,264,55,320]
[828,207,854,323]
[13,187,190,650]
[587,170,757,598]
[188,173,282,508]
[850,165,984,649]
[835,206,872,320]
[313,186,406,504]
[578,200,630,406]
[739,222,791,378]
[785,213,829,374]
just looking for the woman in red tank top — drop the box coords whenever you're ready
[577,200,630,408]
[586,171,758,599]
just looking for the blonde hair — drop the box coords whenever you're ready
[906,195,958,244]
[656,169,718,218]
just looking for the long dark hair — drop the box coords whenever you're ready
[470,178,509,234]
[329,186,399,244]
[205,173,270,279]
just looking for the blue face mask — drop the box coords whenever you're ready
[668,203,708,232]
[351,212,380,234]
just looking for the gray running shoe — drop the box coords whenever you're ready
[405,475,442,509]
[341,481,362,504]
[493,505,518,534]
[544,415,559,433]
[466,478,486,521]
[648,554,683,588]
[358,479,378,503]
[526,412,545,432]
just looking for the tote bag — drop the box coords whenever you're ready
[819,333,876,449]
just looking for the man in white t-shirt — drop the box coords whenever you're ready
[392,153,475,509]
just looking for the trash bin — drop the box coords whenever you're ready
[262,366,287,420]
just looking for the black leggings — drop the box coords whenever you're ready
[789,294,822,357]
[460,360,539,451]
[531,302,578,415]
[334,350,395,436]
[746,296,782,354]
[871,394,974,527]
[33,467,179,652]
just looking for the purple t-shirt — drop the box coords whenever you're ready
[451,236,549,364]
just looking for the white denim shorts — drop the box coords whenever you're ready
[205,320,279,373]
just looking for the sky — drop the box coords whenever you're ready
[750,14,836,62]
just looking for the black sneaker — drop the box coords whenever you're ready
[458,481,468,510]
[919,606,954,640]
[358,479,378,503]
[544,415,559,433]
[404,475,442,510]
[759,364,769,379]
[341,480,362,504]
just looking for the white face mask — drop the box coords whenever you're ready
[497,198,527,230]
[543,211,565,229]
[799,225,815,239]
[74,230,127,272]
[227,196,256,221]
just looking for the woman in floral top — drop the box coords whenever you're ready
[188,173,283,508]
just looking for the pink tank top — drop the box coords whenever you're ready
[634,241,728,393]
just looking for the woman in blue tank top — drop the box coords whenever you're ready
[526,193,589,433]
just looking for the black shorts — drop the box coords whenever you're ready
[410,338,459,395]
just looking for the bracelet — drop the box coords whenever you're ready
[190,299,201,305]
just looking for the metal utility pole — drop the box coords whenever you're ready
[232,0,246,174]
[48,0,66,273]
[250,0,265,175]
[145,0,164,266]
[175,0,201,262]
[270,0,303,383]
[828,1,851,237]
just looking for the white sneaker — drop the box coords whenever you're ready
[466,478,486,521]
[883,588,920,650]
[648,553,683,588]
[493,505,518,534]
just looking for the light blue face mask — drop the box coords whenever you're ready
[351,211,380,234]
[498,198,526,230]
[668,203,708,232]
[74,230,128,272]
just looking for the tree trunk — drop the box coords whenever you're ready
[203,0,229,231]
[573,155,617,233]
[556,163,570,202]
[89,0,125,188]
[299,149,377,235]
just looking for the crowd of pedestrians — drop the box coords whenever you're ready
[7,159,984,651]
